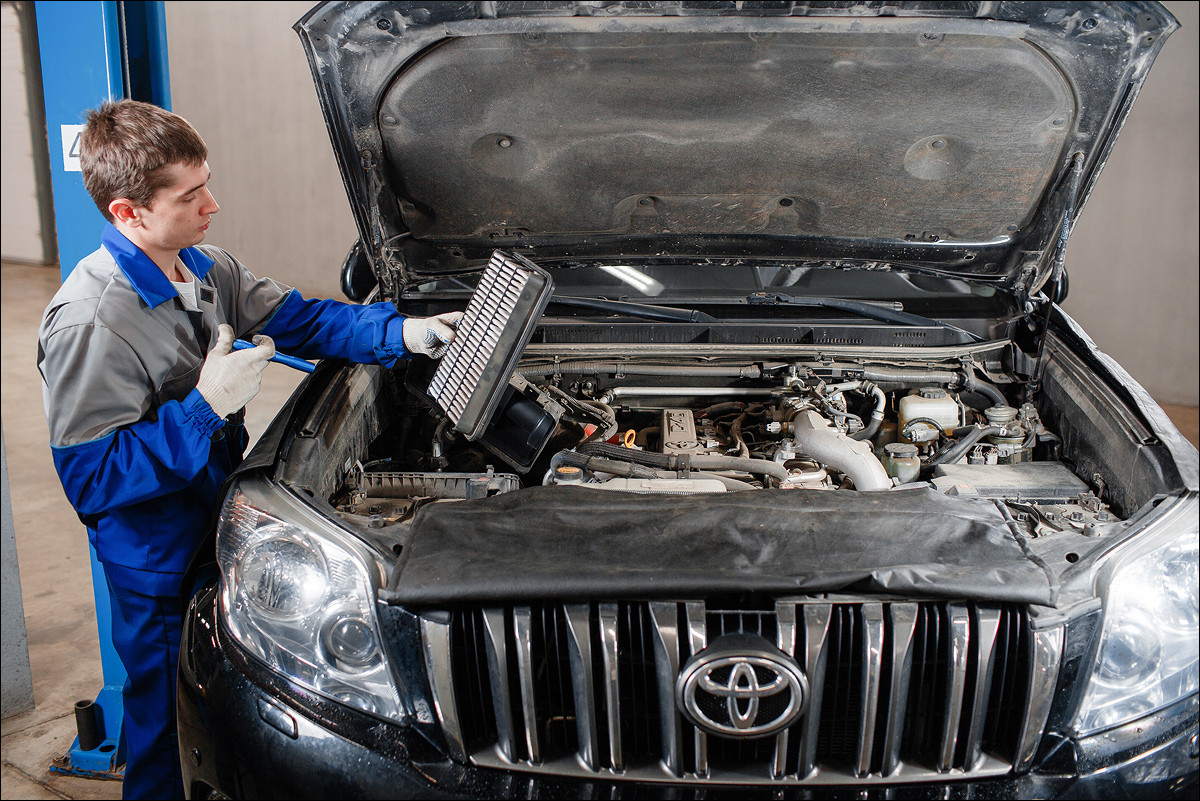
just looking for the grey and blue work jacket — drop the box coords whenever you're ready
[38,223,412,596]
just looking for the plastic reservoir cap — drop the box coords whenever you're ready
[554,465,584,484]
[885,442,919,458]
[918,387,949,399]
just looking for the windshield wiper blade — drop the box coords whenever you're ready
[747,291,982,343]
[548,295,717,323]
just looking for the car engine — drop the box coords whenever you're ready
[329,356,1116,537]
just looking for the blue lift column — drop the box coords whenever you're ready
[34,0,171,779]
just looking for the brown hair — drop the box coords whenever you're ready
[80,99,208,222]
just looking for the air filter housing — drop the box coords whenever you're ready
[411,251,560,473]
[427,250,553,439]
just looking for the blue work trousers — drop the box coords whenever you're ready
[105,570,186,800]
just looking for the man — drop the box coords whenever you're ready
[37,99,460,800]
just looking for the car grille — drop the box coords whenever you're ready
[420,599,1063,785]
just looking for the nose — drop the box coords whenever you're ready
[201,188,219,215]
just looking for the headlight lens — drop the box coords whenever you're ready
[216,480,403,720]
[1074,496,1199,735]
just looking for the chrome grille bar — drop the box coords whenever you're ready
[797,603,832,778]
[1017,626,1064,770]
[881,602,918,777]
[648,601,684,776]
[685,602,708,778]
[421,615,467,761]
[564,604,600,771]
[481,607,516,762]
[939,604,972,772]
[856,603,886,777]
[512,606,540,764]
[964,607,1003,770]
[598,603,623,771]
[773,602,798,779]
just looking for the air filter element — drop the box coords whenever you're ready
[426,250,553,441]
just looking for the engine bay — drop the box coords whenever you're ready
[327,354,1119,538]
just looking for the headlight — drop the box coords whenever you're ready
[1073,495,1199,736]
[215,479,404,720]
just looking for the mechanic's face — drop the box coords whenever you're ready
[120,160,219,253]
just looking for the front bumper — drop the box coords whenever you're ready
[178,583,1198,800]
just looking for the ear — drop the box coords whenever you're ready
[108,197,141,227]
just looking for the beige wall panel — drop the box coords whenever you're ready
[164,0,352,299]
[1,2,45,263]
[1062,1,1198,405]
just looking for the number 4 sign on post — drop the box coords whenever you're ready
[61,124,85,172]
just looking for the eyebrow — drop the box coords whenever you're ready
[178,170,212,197]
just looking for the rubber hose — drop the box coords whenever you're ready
[859,365,1000,400]
[578,442,791,482]
[580,441,672,469]
[700,402,745,418]
[929,425,1003,466]
[851,384,887,441]
[633,426,659,448]
[963,371,1007,407]
[558,451,660,479]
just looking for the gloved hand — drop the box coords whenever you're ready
[402,311,464,359]
[196,324,275,418]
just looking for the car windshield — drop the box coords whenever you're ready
[410,262,997,303]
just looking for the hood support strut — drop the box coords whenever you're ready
[1027,153,1085,403]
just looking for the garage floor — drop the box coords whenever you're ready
[2,260,1197,800]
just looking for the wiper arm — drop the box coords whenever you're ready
[548,295,718,323]
[747,291,982,343]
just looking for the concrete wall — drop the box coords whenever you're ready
[1062,1,1199,405]
[1,2,48,264]
[163,1,356,299]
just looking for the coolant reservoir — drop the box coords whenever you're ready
[898,388,960,442]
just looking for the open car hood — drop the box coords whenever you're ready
[295,1,1176,293]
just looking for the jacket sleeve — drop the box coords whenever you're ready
[41,324,225,517]
[258,290,412,368]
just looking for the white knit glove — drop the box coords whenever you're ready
[196,324,275,418]
[401,311,464,359]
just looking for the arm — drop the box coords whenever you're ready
[206,249,459,367]
[51,389,225,517]
[43,323,273,518]
[259,290,463,366]
[257,291,411,367]
[41,324,226,516]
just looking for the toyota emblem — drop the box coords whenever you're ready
[676,635,809,738]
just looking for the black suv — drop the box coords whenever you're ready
[178,2,1197,798]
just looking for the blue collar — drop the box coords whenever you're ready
[100,223,215,309]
